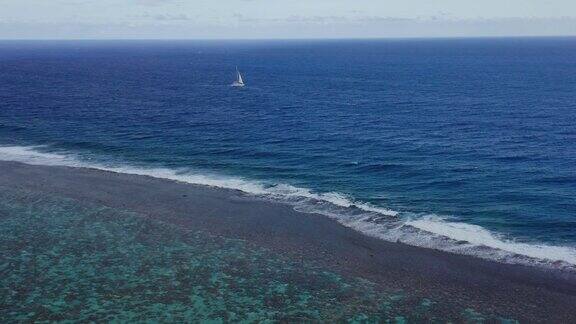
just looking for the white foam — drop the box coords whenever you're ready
[0,145,392,215]
[0,145,76,166]
[1,144,575,269]
[0,145,269,195]
[406,215,576,265]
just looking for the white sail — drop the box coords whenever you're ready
[237,71,244,85]
[232,67,245,87]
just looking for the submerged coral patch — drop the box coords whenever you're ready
[0,188,514,322]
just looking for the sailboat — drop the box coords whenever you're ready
[231,67,245,87]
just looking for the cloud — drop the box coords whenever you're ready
[141,13,192,21]
[229,15,406,25]
[133,0,181,6]
[1,17,575,39]
[283,15,349,24]
[231,14,262,23]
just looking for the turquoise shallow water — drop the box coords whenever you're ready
[0,187,517,322]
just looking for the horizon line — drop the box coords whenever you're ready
[1,34,575,42]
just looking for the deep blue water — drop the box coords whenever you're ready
[1,38,575,263]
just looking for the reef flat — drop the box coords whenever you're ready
[1,161,575,322]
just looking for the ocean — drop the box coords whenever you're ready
[1,37,575,267]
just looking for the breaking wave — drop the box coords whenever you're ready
[1,144,575,270]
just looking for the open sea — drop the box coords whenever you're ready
[1,38,575,267]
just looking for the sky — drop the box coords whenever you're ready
[0,0,575,39]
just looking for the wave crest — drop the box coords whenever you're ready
[1,145,575,270]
